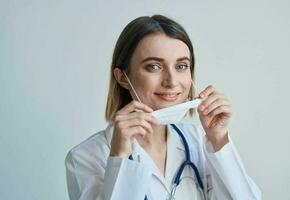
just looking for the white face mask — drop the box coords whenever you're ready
[150,99,201,124]
[122,70,201,124]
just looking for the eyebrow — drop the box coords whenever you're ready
[140,56,190,64]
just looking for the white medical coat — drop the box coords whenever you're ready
[65,122,262,200]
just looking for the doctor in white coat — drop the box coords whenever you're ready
[65,15,262,200]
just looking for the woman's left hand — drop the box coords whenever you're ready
[195,85,234,151]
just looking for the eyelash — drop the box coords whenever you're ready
[176,64,189,71]
[147,63,160,71]
[146,63,189,71]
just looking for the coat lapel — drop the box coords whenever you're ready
[104,123,192,194]
[165,124,187,188]
[132,124,188,193]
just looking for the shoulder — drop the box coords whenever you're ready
[65,124,114,170]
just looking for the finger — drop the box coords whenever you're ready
[202,99,231,115]
[207,105,233,118]
[193,94,202,99]
[199,85,217,99]
[198,93,225,111]
[117,100,153,115]
[118,117,154,134]
[115,112,160,125]
[125,126,147,138]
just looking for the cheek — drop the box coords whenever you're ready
[181,84,192,100]
[131,74,158,95]
[181,75,192,92]
[178,80,192,102]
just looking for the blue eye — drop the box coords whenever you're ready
[147,64,160,71]
[176,64,189,71]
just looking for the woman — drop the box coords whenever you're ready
[65,15,261,200]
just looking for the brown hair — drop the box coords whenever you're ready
[105,15,196,122]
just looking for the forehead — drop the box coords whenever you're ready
[132,33,190,62]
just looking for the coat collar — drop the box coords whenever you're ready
[104,123,194,192]
[104,123,187,151]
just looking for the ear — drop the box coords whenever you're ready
[113,68,129,90]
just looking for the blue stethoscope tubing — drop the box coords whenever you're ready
[128,124,205,200]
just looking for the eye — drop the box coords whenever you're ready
[176,64,189,71]
[146,63,161,71]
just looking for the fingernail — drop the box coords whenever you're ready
[199,105,204,111]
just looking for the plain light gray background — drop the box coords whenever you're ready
[1,0,289,199]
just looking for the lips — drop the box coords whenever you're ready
[155,92,181,102]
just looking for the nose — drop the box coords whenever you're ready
[161,67,178,88]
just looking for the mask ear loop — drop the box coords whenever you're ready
[122,70,142,103]
[122,70,144,150]
[188,79,200,118]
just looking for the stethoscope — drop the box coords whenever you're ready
[128,124,206,200]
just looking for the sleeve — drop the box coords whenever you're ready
[203,135,262,200]
[65,151,152,200]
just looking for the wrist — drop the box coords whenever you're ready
[109,150,130,158]
[207,131,229,152]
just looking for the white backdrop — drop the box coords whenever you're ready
[1,0,289,199]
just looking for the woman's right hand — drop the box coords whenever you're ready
[110,100,160,158]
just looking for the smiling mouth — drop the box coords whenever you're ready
[154,92,181,102]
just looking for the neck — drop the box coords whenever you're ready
[136,124,167,149]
